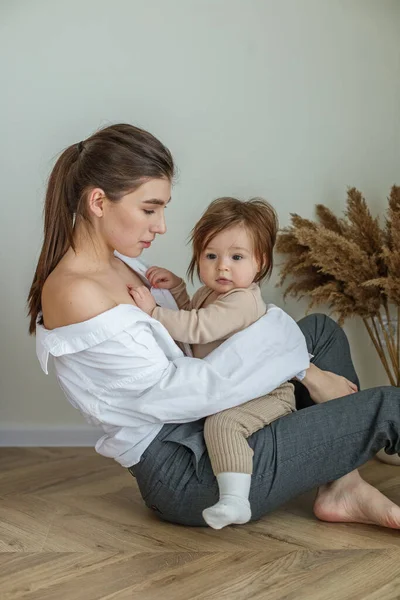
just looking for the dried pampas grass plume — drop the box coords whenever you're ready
[277,186,400,386]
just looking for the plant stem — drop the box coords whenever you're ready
[397,305,400,386]
[383,300,399,373]
[377,311,399,381]
[367,316,396,386]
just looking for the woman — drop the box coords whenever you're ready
[29,123,400,528]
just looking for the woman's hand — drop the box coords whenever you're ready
[301,363,358,404]
[146,266,181,289]
[127,285,156,316]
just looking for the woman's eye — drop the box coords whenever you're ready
[206,253,217,260]
[232,255,243,261]
[143,210,155,215]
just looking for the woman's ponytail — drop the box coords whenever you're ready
[27,144,80,334]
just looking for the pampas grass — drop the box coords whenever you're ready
[277,186,400,386]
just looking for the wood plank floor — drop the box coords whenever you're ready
[0,448,400,600]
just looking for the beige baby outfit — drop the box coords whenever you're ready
[152,280,295,474]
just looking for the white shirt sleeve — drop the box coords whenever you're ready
[91,306,310,425]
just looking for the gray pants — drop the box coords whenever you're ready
[129,314,400,526]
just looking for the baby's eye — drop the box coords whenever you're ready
[232,255,243,261]
[143,210,155,215]
[206,253,217,260]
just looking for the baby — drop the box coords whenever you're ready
[128,197,295,529]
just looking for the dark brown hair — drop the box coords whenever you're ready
[28,123,174,334]
[187,196,278,284]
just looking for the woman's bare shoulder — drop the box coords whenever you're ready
[42,269,117,329]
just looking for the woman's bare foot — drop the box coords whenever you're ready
[301,364,358,404]
[302,365,400,529]
[313,470,400,529]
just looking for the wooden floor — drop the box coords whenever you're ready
[1,449,400,600]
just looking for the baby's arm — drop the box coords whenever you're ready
[146,266,192,310]
[167,279,192,310]
[127,265,192,314]
[152,289,261,344]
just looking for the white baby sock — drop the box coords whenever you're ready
[202,472,252,529]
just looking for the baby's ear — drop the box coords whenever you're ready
[255,254,269,282]
[259,253,268,271]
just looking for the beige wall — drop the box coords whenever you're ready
[0,0,399,431]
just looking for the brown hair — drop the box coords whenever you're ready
[187,196,278,284]
[28,123,174,334]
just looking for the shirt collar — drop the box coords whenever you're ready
[114,252,184,312]
[36,304,146,374]
[114,252,149,284]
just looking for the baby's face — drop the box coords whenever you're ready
[199,225,261,294]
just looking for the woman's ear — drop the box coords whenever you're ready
[88,188,106,218]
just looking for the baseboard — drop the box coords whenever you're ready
[0,425,103,447]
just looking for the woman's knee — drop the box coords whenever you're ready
[297,313,348,348]
[297,313,338,334]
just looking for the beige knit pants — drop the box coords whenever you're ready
[204,382,295,475]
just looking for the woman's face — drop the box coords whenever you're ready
[101,177,171,257]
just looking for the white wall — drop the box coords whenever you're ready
[0,0,399,434]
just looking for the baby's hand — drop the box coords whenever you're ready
[127,285,156,316]
[146,266,181,289]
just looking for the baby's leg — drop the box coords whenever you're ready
[203,382,295,529]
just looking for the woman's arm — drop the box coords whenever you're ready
[85,306,310,425]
